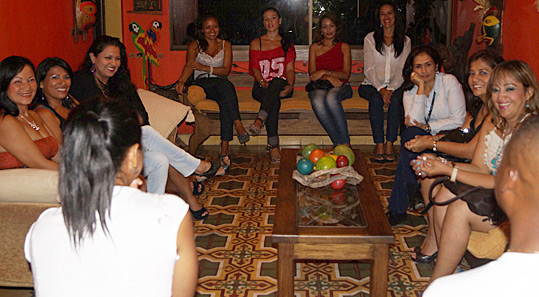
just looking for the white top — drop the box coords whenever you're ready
[25,186,189,297]
[424,252,539,297]
[483,128,512,174]
[194,40,225,79]
[362,32,411,91]
[403,72,466,135]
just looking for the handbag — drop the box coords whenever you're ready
[428,176,506,225]
[305,79,334,92]
[435,128,475,163]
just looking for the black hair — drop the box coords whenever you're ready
[401,45,442,91]
[262,7,292,58]
[80,35,137,100]
[313,12,343,44]
[464,50,504,117]
[34,57,77,110]
[60,96,141,247]
[195,14,222,53]
[373,1,406,58]
[0,56,35,117]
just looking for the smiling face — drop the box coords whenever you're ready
[263,9,281,33]
[490,73,532,125]
[379,4,395,29]
[202,17,219,41]
[413,52,437,85]
[90,45,121,83]
[6,65,37,107]
[320,17,336,40]
[468,59,494,101]
[41,66,71,101]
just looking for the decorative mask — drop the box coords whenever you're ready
[77,0,97,31]
[476,7,501,47]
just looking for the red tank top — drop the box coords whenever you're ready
[315,42,346,81]
[0,136,58,169]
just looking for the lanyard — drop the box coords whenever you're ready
[425,92,437,124]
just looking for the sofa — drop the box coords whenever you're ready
[0,89,192,287]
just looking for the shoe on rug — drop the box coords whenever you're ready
[386,210,408,226]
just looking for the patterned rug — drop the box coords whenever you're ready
[193,145,435,297]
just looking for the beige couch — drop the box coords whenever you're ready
[0,89,192,287]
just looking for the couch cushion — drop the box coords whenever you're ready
[0,169,59,203]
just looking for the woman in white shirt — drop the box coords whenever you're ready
[386,45,465,226]
[358,1,411,162]
[25,97,198,297]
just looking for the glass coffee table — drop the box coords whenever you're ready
[271,149,395,297]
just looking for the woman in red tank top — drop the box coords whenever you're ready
[308,12,352,146]
[0,56,59,170]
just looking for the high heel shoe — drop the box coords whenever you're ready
[267,144,281,163]
[237,132,250,144]
[412,246,438,264]
[249,117,264,136]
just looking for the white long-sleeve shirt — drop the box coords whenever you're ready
[403,72,466,135]
[362,32,411,91]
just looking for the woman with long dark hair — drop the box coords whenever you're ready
[176,14,249,173]
[70,35,220,220]
[358,0,411,161]
[248,7,296,163]
[0,56,59,170]
[307,12,353,146]
[25,97,198,296]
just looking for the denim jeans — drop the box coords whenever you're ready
[308,83,353,145]
[387,126,431,214]
[195,77,241,141]
[252,78,292,146]
[141,125,200,194]
[358,84,403,144]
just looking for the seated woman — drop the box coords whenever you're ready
[33,57,79,143]
[248,7,296,163]
[413,60,539,283]
[69,36,218,220]
[358,0,411,161]
[307,12,352,147]
[386,45,466,225]
[406,50,504,263]
[0,56,59,171]
[176,14,249,172]
[25,97,198,296]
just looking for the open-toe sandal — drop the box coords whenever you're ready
[384,153,395,162]
[195,160,221,181]
[249,118,264,136]
[267,144,281,163]
[190,206,209,221]
[237,132,250,144]
[412,246,438,264]
[192,180,205,196]
[218,154,231,175]
[374,153,386,163]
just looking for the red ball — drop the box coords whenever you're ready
[336,155,349,168]
[330,179,346,190]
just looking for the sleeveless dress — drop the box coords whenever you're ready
[194,40,225,79]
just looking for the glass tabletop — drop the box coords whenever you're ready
[297,182,366,228]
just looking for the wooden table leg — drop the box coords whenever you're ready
[277,243,294,297]
[370,243,389,297]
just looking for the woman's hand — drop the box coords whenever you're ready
[176,81,185,95]
[259,80,269,89]
[410,71,424,86]
[189,61,205,71]
[279,84,293,97]
[325,75,343,88]
[405,135,435,152]
[404,115,428,130]
[310,70,327,81]
[410,153,453,178]
[379,88,393,108]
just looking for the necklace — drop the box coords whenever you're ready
[491,113,531,173]
[19,115,40,131]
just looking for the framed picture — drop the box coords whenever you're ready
[133,0,162,12]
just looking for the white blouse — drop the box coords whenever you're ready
[362,32,411,91]
[403,72,466,135]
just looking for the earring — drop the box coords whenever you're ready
[91,63,96,74]
[526,101,530,109]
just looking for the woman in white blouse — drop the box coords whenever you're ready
[358,1,411,162]
[386,45,465,226]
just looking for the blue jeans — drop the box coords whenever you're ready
[387,126,431,214]
[308,83,353,145]
[358,85,403,144]
[195,77,241,141]
[141,125,200,194]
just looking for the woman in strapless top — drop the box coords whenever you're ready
[0,56,59,170]
[176,14,249,173]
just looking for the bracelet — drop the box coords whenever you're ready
[433,140,438,152]
[450,166,459,182]
[328,70,333,76]
[209,66,214,75]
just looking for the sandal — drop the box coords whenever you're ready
[195,160,221,180]
[237,132,250,144]
[267,144,281,163]
[249,117,264,136]
[190,206,209,221]
[384,153,395,162]
[412,246,438,264]
[219,154,231,175]
[374,153,386,163]
[192,180,205,196]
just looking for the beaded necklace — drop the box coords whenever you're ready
[19,115,40,131]
[491,113,531,174]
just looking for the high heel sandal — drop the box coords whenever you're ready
[219,154,231,175]
[249,117,264,136]
[190,206,209,221]
[237,132,250,144]
[267,144,281,163]
[412,246,438,264]
[195,160,221,181]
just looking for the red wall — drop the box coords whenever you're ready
[452,0,483,57]
[0,0,93,71]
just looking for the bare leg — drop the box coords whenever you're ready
[429,199,496,283]
[166,166,207,215]
[194,159,225,177]
[374,143,384,161]
[234,119,247,136]
[417,178,441,255]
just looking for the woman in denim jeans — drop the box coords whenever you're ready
[307,12,352,146]
[358,1,411,162]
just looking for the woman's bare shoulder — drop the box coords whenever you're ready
[249,38,261,50]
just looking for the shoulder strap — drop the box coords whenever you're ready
[259,37,262,51]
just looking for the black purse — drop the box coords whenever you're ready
[435,128,475,163]
[428,176,506,225]
[305,79,334,92]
